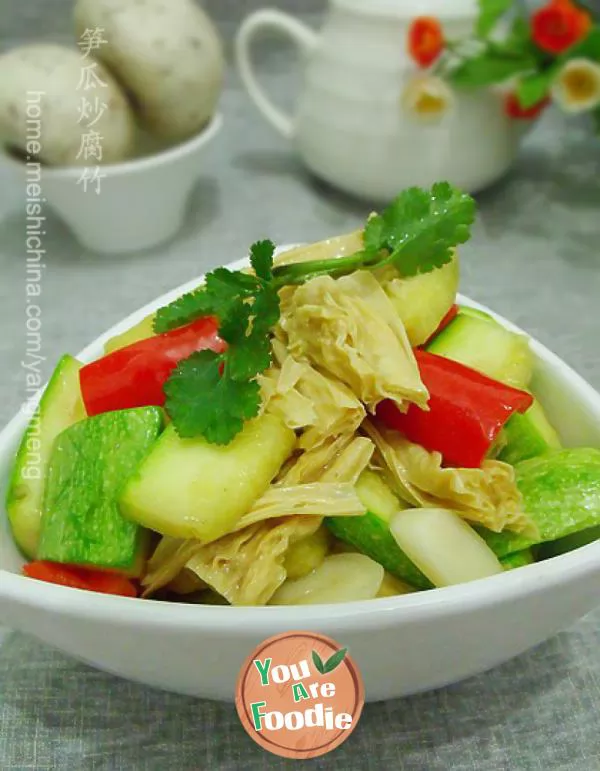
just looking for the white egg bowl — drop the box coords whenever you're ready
[0,113,223,255]
[1,255,599,701]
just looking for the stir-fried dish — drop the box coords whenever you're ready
[6,183,600,604]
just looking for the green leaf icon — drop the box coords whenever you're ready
[311,650,325,675]
[323,647,348,674]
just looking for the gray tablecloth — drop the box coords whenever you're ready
[1,2,600,768]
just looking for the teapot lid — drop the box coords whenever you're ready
[333,0,478,18]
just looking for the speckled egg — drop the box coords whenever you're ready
[0,44,135,166]
[74,0,225,141]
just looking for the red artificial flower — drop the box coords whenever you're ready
[408,17,445,68]
[504,92,550,119]
[531,0,591,55]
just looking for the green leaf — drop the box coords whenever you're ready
[250,239,276,281]
[501,18,547,64]
[312,650,325,675]
[164,350,261,444]
[516,70,553,109]
[227,330,272,381]
[158,248,279,443]
[153,288,217,333]
[558,28,600,62]
[450,51,537,88]
[323,647,348,673]
[224,284,280,381]
[217,301,252,344]
[363,216,385,252]
[205,268,257,304]
[506,16,532,50]
[203,269,260,346]
[367,182,476,278]
[476,0,513,37]
[251,284,281,332]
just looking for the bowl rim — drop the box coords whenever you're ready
[1,251,599,632]
[0,112,223,179]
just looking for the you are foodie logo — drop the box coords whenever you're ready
[235,631,364,759]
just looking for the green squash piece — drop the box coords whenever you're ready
[119,415,296,542]
[538,525,600,560]
[427,308,533,389]
[38,407,163,574]
[498,399,562,466]
[6,354,85,558]
[480,448,600,558]
[326,470,432,590]
[500,549,535,570]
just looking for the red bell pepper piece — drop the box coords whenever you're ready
[84,569,138,597]
[80,316,226,416]
[423,304,459,347]
[376,349,534,468]
[23,561,138,597]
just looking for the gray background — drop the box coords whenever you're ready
[1,1,600,769]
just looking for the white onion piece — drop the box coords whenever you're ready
[390,508,504,587]
[270,553,384,605]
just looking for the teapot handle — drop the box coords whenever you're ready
[236,10,317,139]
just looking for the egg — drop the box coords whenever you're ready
[0,44,135,166]
[74,0,225,141]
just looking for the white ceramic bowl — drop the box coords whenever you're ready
[1,257,599,701]
[0,113,222,254]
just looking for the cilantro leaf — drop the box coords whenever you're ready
[154,268,259,336]
[273,183,475,287]
[205,268,257,306]
[218,301,252,345]
[204,268,259,345]
[250,239,276,281]
[227,332,272,382]
[363,215,385,253]
[365,182,475,277]
[153,288,216,334]
[226,284,280,381]
[476,0,513,37]
[251,283,281,332]
[161,263,280,441]
[164,350,261,444]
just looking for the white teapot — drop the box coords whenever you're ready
[236,0,525,201]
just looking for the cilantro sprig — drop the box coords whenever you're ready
[156,182,475,444]
[270,181,474,287]
[161,241,280,443]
